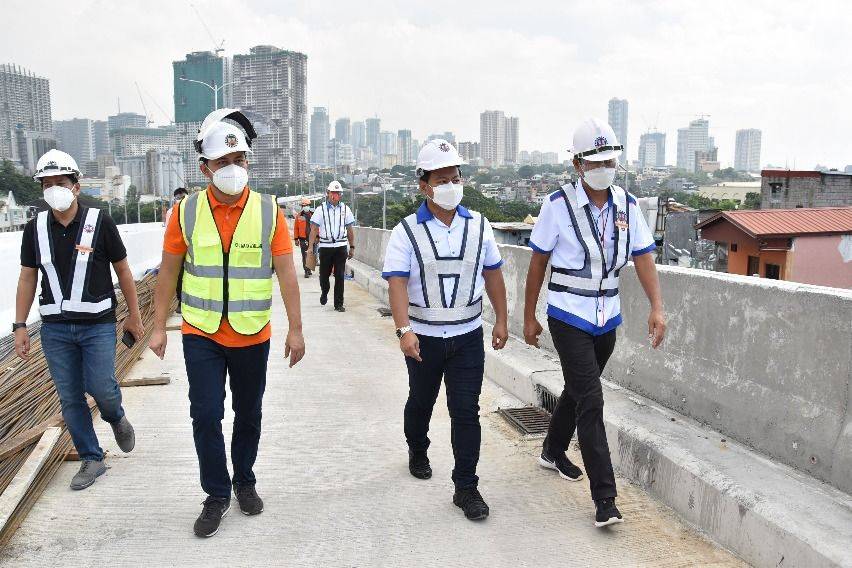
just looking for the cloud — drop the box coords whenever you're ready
[1,0,850,169]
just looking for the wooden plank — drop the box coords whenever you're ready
[0,427,62,533]
[121,376,170,387]
[0,398,94,461]
[64,449,80,462]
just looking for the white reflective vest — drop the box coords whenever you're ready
[318,203,349,245]
[401,211,486,326]
[548,183,631,298]
[35,208,114,318]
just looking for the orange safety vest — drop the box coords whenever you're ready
[293,213,310,240]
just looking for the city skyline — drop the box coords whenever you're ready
[1,1,850,170]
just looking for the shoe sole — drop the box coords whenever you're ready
[240,505,264,516]
[409,470,432,480]
[537,456,584,482]
[453,501,489,521]
[196,503,231,538]
[595,516,624,528]
[70,466,106,491]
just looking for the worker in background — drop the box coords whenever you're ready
[165,187,189,310]
[149,109,305,538]
[293,197,313,278]
[523,118,665,528]
[306,181,355,312]
[382,139,509,521]
[14,149,143,491]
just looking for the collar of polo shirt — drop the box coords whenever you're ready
[415,201,473,224]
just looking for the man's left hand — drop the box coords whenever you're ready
[285,329,305,367]
[492,322,509,350]
[122,313,145,341]
[648,309,666,349]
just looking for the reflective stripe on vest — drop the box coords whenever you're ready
[402,212,485,326]
[179,190,276,335]
[548,183,630,297]
[35,208,113,317]
[319,202,348,244]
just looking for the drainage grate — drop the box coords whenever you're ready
[498,406,551,436]
[536,384,560,414]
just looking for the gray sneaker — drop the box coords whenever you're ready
[111,416,135,453]
[70,459,106,490]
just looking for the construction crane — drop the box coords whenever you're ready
[134,82,153,126]
[191,3,225,55]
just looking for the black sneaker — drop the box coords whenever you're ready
[320,291,328,305]
[453,487,489,521]
[595,498,624,527]
[538,447,584,481]
[334,306,346,312]
[408,450,432,479]
[233,483,264,515]
[193,496,230,538]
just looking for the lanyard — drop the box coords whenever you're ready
[594,204,610,327]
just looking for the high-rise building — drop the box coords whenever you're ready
[310,107,329,166]
[638,131,666,168]
[480,110,507,167]
[734,129,762,173]
[110,125,177,157]
[335,118,351,146]
[686,118,709,173]
[116,149,184,197]
[365,118,381,154]
[172,51,230,186]
[351,121,366,148]
[607,98,628,165]
[397,129,412,165]
[457,141,481,163]
[676,128,689,171]
[93,120,110,157]
[231,45,308,185]
[54,118,95,166]
[504,117,519,165]
[108,112,147,131]
[379,131,397,165]
[0,64,55,173]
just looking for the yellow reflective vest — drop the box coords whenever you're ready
[179,189,277,335]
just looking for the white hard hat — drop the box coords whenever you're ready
[33,149,81,180]
[195,108,257,160]
[327,180,343,193]
[416,139,466,177]
[570,118,623,162]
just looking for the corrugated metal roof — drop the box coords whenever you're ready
[696,207,852,237]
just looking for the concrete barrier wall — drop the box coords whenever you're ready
[352,226,852,494]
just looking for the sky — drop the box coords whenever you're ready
[2,0,850,170]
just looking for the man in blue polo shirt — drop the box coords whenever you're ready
[523,118,665,528]
[382,139,508,522]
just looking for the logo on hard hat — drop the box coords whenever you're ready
[46,160,57,167]
[594,136,608,148]
[225,134,239,148]
[438,142,450,152]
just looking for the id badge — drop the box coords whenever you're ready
[597,307,606,327]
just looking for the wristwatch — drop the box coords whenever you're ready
[396,325,412,339]
[12,322,27,332]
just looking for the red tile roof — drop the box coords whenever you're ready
[695,207,852,238]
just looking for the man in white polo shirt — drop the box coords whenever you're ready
[523,118,665,528]
[382,139,508,522]
[307,181,355,312]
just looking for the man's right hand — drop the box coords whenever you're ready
[14,328,30,360]
[149,327,167,360]
[400,330,421,361]
[523,317,544,348]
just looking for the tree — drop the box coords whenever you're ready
[517,165,534,179]
[743,192,761,210]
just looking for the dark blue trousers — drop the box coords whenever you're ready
[404,327,485,489]
[183,334,269,499]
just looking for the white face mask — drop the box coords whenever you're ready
[581,165,616,191]
[210,164,249,195]
[43,185,75,212]
[429,182,464,211]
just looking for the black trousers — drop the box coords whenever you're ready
[404,327,485,489]
[545,317,618,501]
[183,334,269,499]
[319,246,347,308]
[295,238,309,271]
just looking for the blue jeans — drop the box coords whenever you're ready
[404,327,485,489]
[183,334,269,499]
[40,322,125,461]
